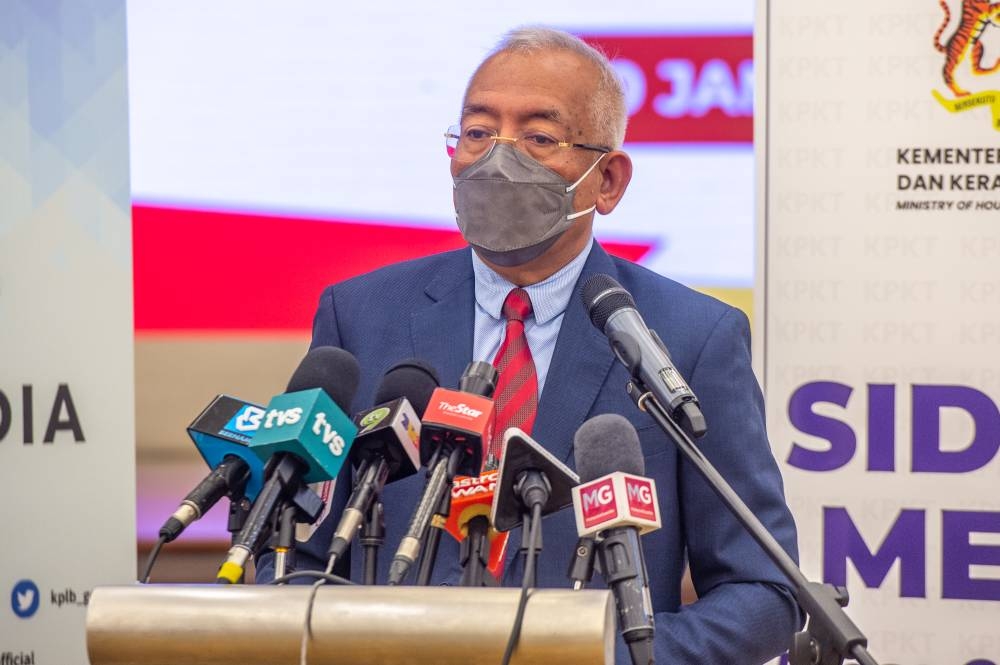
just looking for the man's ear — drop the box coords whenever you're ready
[595,151,633,215]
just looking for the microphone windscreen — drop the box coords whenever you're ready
[580,274,635,330]
[574,413,645,481]
[374,358,440,412]
[458,360,499,398]
[286,346,361,410]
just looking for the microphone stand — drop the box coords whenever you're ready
[361,498,384,585]
[387,446,464,585]
[272,502,297,580]
[567,536,598,590]
[416,490,451,585]
[514,470,551,585]
[220,454,324,584]
[459,515,491,587]
[626,381,879,665]
[227,491,252,547]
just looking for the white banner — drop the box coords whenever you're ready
[758,1,1000,663]
[0,2,135,663]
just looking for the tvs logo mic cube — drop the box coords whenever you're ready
[572,472,661,536]
[250,388,358,483]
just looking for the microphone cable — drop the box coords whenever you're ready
[500,500,543,665]
[268,571,353,586]
[268,564,355,665]
[138,535,168,583]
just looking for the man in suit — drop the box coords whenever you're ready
[262,26,800,664]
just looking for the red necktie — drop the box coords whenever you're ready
[488,288,538,467]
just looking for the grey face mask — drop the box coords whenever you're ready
[452,143,604,267]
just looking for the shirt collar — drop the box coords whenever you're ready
[471,236,594,325]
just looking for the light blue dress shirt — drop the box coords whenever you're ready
[471,237,594,397]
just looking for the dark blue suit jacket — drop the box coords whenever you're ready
[264,243,800,663]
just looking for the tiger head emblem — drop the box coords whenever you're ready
[931,0,1000,129]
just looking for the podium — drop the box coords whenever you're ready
[86,585,615,664]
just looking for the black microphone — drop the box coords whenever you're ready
[216,346,360,584]
[386,361,498,585]
[581,274,707,439]
[490,427,579,533]
[573,413,657,665]
[158,396,267,543]
[326,359,440,566]
[161,456,250,543]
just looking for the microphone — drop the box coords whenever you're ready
[581,274,707,439]
[158,396,267,543]
[490,427,579,532]
[386,361,498,585]
[572,414,659,665]
[417,361,497,474]
[326,359,440,566]
[216,346,360,584]
[453,427,576,588]
[442,469,509,585]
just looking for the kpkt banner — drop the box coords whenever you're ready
[0,2,135,663]
[758,1,1000,663]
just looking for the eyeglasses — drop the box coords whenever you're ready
[445,124,611,162]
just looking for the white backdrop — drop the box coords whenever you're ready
[0,2,136,662]
[758,1,1000,663]
[126,0,757,289]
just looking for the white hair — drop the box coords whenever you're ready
[475,26,628,150]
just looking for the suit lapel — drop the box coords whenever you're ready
[410,250,476,390]
[532,243,619,464]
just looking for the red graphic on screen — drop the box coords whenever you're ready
[582,34,753,143]
[133,204,654,332]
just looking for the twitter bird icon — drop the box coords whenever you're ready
[11,580,39,619]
